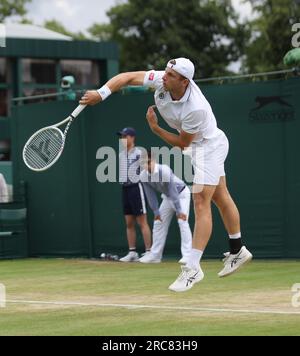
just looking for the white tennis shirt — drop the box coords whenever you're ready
[143,70,221,144]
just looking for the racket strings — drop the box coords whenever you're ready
[23,128,64,170]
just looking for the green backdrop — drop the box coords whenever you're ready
[7,77,300,259]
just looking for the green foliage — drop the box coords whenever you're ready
[44,19,73,37]
[19,17,33,25]
[88,0,248,77]
[44,19,87,40]
[0,0,31,22]
[88,23,113,42]
[3,0,298,75]
[243,0,300,72]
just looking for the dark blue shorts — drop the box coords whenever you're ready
[122,183,147,216]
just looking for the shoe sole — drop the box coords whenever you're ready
[168,274,204,292]
[218,254,253,278]
[119,258,139,262]
[139,260,161,264]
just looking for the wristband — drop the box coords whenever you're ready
[97,85,112,101]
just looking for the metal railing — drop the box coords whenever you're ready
[11,90,84,104]
[10,67,300,104]
[194,68,300,84]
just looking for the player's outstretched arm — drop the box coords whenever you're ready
[80,71,146,106]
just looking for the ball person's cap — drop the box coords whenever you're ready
[117,127,136,137]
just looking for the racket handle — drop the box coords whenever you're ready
[71,104,87,118]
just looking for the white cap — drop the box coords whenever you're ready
[166,58,195,80]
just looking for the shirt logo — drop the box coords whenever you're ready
[149,73,155,81]
[159,92,165,100]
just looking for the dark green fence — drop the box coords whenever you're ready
[0,182,28,259]
[6,77,300,259]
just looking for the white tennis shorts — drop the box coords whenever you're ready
[186,130,229,186]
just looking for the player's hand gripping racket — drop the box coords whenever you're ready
[23,104,86,172]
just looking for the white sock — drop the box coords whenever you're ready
[186,249,203,270]
[229,232,241,239]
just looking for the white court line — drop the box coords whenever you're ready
[6,300,300,316]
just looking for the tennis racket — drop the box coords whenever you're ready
[23,104,87,172]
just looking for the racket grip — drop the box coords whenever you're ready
[71,104,87,118]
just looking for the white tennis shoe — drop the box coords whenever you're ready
[178,256,188,264]
[119,251,139,262]
[139,252,161,264]
[218,246,253,277]
[168,266,204,292]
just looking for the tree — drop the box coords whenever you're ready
[0,0,31,22]
[89,23,113,42]
[89,0,248,77]
[243,0,300,72]
[44,19,87,40]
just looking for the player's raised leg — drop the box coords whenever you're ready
[212,177,252,277]
[169,185,215,292]
[177,187,193,264]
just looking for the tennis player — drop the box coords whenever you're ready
[80,58,252,292]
